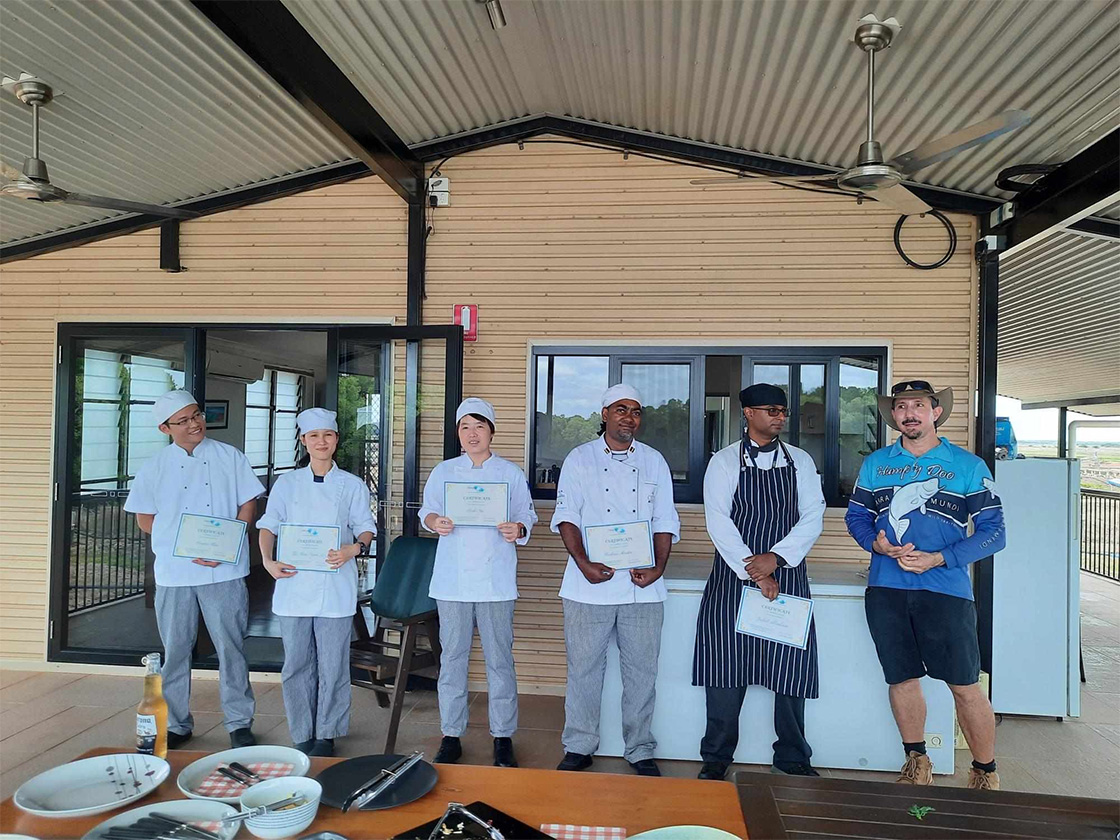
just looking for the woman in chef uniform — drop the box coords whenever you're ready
[257,407,376,758]
[419,397,538,769]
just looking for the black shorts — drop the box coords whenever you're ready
[864,586,981,686]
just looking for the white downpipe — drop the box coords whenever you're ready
[1068,420,1120,458]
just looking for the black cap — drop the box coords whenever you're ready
[739,383,788,408]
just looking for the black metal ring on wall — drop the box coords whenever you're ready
[894,209,957,270]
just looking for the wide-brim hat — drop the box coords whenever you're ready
[877,381,953,431]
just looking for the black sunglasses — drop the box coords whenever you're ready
[891,380,933,395]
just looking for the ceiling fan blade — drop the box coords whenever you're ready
[872,184,932,215]
[890,110,1031,174]
[690,172,839,186]
[62,192,199,219]
[1,161,22,182]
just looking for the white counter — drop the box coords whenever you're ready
[596,560,956,773]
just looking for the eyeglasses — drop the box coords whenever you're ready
[891,380,933,395]
[165,410,204,427]
[748,406,790,418]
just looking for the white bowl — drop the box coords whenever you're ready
[177,745,311,803]
[239,776,322,840]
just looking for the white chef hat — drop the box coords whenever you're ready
[152,389,199,427]
[455,397,496,426]
[296,407,338,435]
[600,383,643,409]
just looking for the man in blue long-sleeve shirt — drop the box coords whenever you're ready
[846,379,1006,791]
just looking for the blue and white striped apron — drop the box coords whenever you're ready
[691,439,819,697]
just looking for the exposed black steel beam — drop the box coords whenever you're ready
[191,0,421,202]
[974,242,1000,679]
[1067,215,1120,240]
[407,201,425,326]
[414,115,1004,215]
[1,161,370,264]
[1023,394,1120,411]
[1058,407,1069,458]
[991,128,1120,250]
[159,220,181,272]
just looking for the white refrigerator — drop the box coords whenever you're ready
[991,458,1081,718]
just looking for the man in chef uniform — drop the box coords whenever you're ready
[693,383,826,780]
[124,389,264,749]
[550,383,681,777]
[257,407,376,757]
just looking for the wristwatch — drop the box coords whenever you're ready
[773,552,788,567]
[517,523,527,539]
[356,539,370,557]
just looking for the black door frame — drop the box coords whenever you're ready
[49,322,462,666]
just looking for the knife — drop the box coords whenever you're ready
[216,766,251,786]
[228,761,261,780]
[341,751,424,812]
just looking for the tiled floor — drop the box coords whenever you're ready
[2,574,1118,802]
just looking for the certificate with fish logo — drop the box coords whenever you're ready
[444,482,510,527]
[172,513,246,565]
[584,520,655,570]
[736,587,814,649]
[277,523,342,573]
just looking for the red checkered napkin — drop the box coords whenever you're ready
[541,826,626,840]
[192,761,296,798]
[193,821,224,833]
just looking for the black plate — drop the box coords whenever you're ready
[315,754,438,811]
[392,800,555,839]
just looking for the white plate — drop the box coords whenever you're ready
[629,828,743,840]
[14,753,170,818]
[177,745,311,803]
[81,799,239,840]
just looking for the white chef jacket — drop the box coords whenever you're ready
[256,463,377,618]
[124,437,264,588]
[418,453,538,602]
[703,439,826,581]
[550,438,681,605]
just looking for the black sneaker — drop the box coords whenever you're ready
[309,738,334,757]
[771,762,820,776]
[229,728,256,748]
[434,736,462,764]
[167,730,193,750]
[493,737,518,767]
[293,739,316,755]
[698,761,729,780]
[629,758,661,777]
[556,752,593,772]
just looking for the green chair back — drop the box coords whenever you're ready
[369,536,438,620]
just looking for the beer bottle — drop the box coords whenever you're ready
[136,652,168,759]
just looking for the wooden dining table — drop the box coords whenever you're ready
[0,747,748,839]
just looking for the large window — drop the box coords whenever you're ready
[245,368,305,489]
[530,347,885,506]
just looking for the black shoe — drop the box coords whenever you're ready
[629,758,661,777]
[493,737,518,767]
[293,739,316,755]
[229,727,256,748]
[309,738,334,757]
[771,762,820,776]
[698,761,729,780]
[556,752,593,772]
[167,730,193,750]
[434,736,462,764]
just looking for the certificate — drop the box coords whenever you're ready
[276,523,342,573]
[584,520,655,570]
[736,587,814,649]
[444,481,510,527]
[172,513,246,565]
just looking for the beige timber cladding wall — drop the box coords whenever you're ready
[421,141,978,691]
[0,179,407,661]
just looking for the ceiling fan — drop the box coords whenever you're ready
[690,14,1031,215]
[0,74,197,219]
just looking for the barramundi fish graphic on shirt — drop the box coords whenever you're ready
[888,477,940,542]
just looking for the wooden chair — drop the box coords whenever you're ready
[350,535,441,753]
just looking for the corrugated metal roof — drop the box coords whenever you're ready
[999,230,1120,408]
[287,0,1119,197]
[0,0,349,245]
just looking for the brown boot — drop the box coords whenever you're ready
[896,750,934,785]
[967,767,1000,790]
